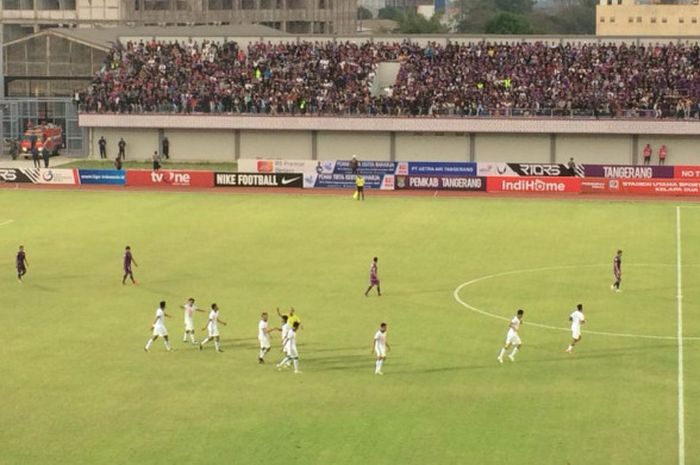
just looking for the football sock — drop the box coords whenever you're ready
[183,333,188,342]
[498,348,506,359]
[375,360,381,372]
[189,333,196,343]
[510,347,519,358]
[201,337,210,346]
[567,345,573,351]
[145,338,153,350]
[164,340,171,350]
[214,340,220,351]
[293,359,299,371]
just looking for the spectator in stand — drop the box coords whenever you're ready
[152,151,162,171]
[658,144,667,165]
[118,138,126,159]
[81,40,700,119]
[98,136,107,159]
[162,137,170,160]
[642,144,652,166]
[114,156,123,170]
[350,155,359,174]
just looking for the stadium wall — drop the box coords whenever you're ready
[82,115,700,164]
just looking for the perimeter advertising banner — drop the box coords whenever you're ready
[673,166,700,179]
[0,168,34,183]
[583,165,674,179]
[478,163,583,177]
[78,169,126,185]
[238,159,478,177]
[126,170,213,188]
[487,176,582,193]
[304,173,395,190]
[214,172,303,188]
[396,162,477,176]
[582,178,700,196]
[395,175,486,191]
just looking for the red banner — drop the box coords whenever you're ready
[126,170,213,188]
[674,166,700,179]
[486,176,581,193]
[582,178,700,196]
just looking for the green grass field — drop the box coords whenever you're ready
[2,191,698,465]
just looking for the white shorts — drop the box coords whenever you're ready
[572,328,581,340]
[286,346,298,358]
[259,336,270,349]
[208,324,219,338]
[184,315,194,331]
[505,329,521,346]
[375,345,387,358]
[153,325,168,337]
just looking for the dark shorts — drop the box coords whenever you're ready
[124,266,132,274]
[357,186,364,192]
[370,278,380,286]
[17,265,26,273]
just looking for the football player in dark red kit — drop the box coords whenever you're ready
[611,250,622,292]
[122,246,138,285]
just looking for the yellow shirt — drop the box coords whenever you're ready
[287,313,301,327]
[356,177,365,187]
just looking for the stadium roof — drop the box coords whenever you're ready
[4,24,288,50]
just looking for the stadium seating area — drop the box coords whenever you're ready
[80,40,700,118]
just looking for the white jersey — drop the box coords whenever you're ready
[281,323,290,341]
[374,330,387,357]
[258,319,270,348]
[284,329,298,357]
[505,315,522,346]
[570,310,585,337]
[184,303,196,330]
[207,309,219,337]
[153,307,168,336]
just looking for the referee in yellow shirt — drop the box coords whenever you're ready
[277,307,302,329]
[355,175,365,201]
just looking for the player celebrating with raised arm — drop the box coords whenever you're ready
[277,321,301,374]
[182,298,205,344]
[122,246,138,285]
[497,309,524,363]
[144,301,172,352]
[364,257,381,297]
[372,322,390,375]
[200,303,227,353]
[16,245,28,282]
[276,306,302,330]
[565,304,586,354]
[611,249,623,292]
[258,312,280,364]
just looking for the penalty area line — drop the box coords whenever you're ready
[0,219,14,227]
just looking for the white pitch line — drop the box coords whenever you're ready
[676,206,685,465]
[0,219,14,227]
[453,264,700,341]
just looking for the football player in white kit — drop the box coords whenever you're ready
[566,304,586,353]
[144,301,172,352]
[277,321,301,373]
[372,322,390,375]
[498,309,524,363]
[278,315,292,368]
[199,303,227,352]
[182,297,204,344]
[258,312,279,364]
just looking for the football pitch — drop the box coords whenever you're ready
[2,189,698,465]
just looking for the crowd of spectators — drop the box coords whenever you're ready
[79,39,700,118]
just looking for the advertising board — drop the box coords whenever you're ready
[303,173,395,190]
[583,165,674,179]
[582,178,700,196]
[395,175,486,191]
[78,169,126,185]
[478,163,583,177]
[486,176,582,193]
[214,172,303,188]
[125,170,213,188]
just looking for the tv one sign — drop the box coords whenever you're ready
[487,177,582,193]
[126,170,213,187]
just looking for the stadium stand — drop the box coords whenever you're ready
[79,40,700,118]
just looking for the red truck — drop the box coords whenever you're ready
[19,123,63,158]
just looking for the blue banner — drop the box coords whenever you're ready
[334,161,398,175]
[304,173,394,190]
[78,169,126,185]
[405,162,477,176]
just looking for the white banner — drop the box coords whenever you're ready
[21,168,78,185]
[237,159,336,175]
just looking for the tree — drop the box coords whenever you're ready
[378,6,403,20]
[484,12,533,33]
[494,0,533,14]
[455,0,498,33]
[398,9,448,33]
[357,6,373,20]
